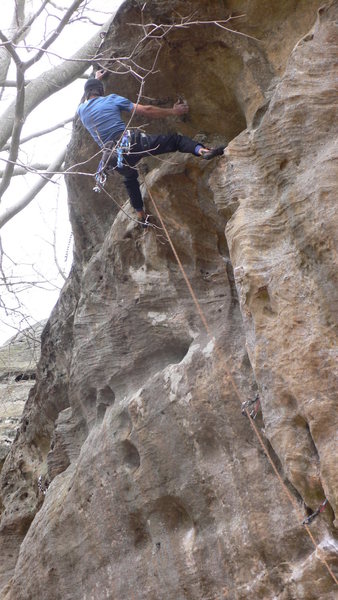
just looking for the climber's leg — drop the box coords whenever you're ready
[110,132,226,224]
[137,132,226,160]
[140,133,200,156]
[117,160,146,222]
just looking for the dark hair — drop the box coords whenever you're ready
[84,78,104,98]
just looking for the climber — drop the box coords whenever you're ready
[77,70,226,225]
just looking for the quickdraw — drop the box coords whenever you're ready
[93,157,107,193]
[302,499,328,525]
[37,475,49,495]
[116,129,131,167]
[241,392,261,420]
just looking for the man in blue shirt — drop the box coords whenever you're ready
[77,71,225,224]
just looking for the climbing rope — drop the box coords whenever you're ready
[98,177,168,249]
[144,181,338,587]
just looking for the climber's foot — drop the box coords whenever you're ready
[199,145,227,160]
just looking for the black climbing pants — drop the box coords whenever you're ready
[102,131,200,211]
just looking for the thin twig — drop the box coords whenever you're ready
[2,117,74,151]
[24,0,84,69]
[0,148,66,228]
[13,0,50,45]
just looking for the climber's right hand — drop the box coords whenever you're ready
[173,100,189,116]
[95,69,107,80]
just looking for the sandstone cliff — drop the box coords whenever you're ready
[0,1,337,599]
[0,322,43,469]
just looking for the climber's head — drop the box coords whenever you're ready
[84,78,104,99]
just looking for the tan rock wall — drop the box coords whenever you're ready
[220,0,338,514]
[0,1,337,599]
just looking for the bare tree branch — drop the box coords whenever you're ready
[13,0,50,45]
[2,117,73,151]
[0,31,23,67]
[38,234,67,282]
[0,148,66,229]
[24,0,84,69]
[10,0,27,33]
[0,2,115,339]
[0,79,27,87]
[1,74,88,87]
[0,63,25,200]
[48,1,73,10]
[0,0,25,84]
[0,15,114,151]
[0,163,50,176]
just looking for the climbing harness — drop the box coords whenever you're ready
[241,392,261,420]
[302,499,328,526]
[93,130,132,193]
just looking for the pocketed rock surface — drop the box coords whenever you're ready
[0,1,337,599]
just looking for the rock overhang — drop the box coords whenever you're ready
[66,0,325,263]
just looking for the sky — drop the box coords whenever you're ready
[0,0,124,344]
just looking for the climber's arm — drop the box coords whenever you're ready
[133,101,189,119]
[94,69,188,118]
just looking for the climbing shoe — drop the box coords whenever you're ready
[201,145,227,160]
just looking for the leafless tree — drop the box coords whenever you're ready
[0,0,115,226]
[0,0,117,344]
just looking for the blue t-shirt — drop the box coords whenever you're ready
[77,94,134,147]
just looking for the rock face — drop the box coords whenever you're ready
[0,323,44,468]
[217,2,338,518]
[0,1,337,599]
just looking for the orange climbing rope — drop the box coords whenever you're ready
[144,182,338,587]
